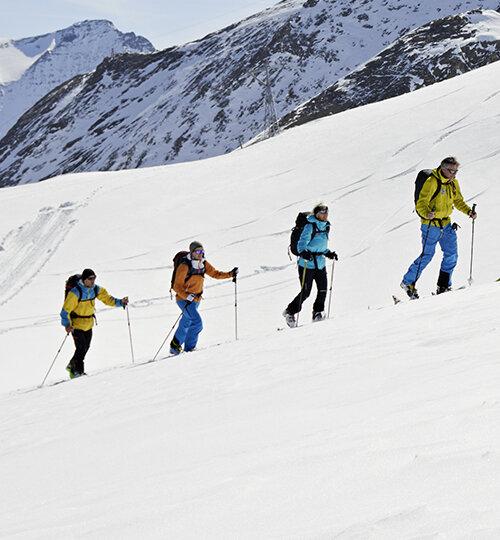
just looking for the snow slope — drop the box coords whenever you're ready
[0,60,499,538]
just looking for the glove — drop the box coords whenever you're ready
[325,250,338,260]
[300,250,314,261]
[231,267,239,282]
[186,293,195,303]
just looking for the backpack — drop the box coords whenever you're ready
[414,169,442,216]
[170,251,191,292]
[289,212,329,257]
[65,274,97,300]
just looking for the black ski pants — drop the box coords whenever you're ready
[287,265,328,315]
[69,329,93,374]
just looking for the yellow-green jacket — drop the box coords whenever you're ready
[61,282,123,331]
[416,167,471,226]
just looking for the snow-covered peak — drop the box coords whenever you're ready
[0,20,155,137]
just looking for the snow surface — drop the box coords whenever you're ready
[0,60,499,538]
[0,39,44,84]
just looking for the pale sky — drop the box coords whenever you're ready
[0,0,278,50]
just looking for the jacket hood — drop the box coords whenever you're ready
[308,213,330,227]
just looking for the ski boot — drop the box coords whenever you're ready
[400,281,419,299]
[312,311,325,322]
[436,285,452,295]
[282,310,297,328]
[436,271,452,295]
[169,337,182,356]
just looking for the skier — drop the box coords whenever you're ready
[283,203,337,327]
[401,157,477,298]
[60,268,129,378]
[170,242,238,355]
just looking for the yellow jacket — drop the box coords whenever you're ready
[173,259,232,302]
[61,283,123,331]
[416,167,471,226]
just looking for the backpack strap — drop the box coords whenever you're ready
[310,221,329,239]
[69,284,99,322]
[429,171,442,203]
[416,172,442,219]
[74,283,82,301]
[310,222,318,242]
[183,259,194,282]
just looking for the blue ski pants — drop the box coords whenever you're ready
[403,222,458,285]
[173,300,203,351]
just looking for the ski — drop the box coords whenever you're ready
[394,284,468,303]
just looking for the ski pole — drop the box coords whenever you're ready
[125,306,135,364]
[295,260,308,327]
[468,203,477,286]
[40,333,69,387]
[152,305,187,362]
[233,275,238,341]
[327,260,336,318]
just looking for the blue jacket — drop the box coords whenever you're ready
[297,214,330,269]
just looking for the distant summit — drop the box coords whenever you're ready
[0,20,154,137]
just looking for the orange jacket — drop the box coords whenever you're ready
[173,260,232,302]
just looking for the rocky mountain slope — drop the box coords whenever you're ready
[278,9,500,130]
[0,0,499,187]
[0,20,154,138]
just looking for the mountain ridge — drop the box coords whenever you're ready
[277,9,500,131]
[1,0,500,186]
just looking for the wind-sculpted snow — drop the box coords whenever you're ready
[0,0,499,186]
[0,20,154,138]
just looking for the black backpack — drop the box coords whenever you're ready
[414,169,441,216]
[65,274,97,300]
[170,251,191,292]
[289,212,330,256]
[65,274,83,299]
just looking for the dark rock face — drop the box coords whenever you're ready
[1,2,499,186]
[279,10,500,130]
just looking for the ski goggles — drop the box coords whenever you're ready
[316,206,329,213]
[193,249,205,255]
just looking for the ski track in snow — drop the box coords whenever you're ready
[392,140,422,157]
[0,197,93,306]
